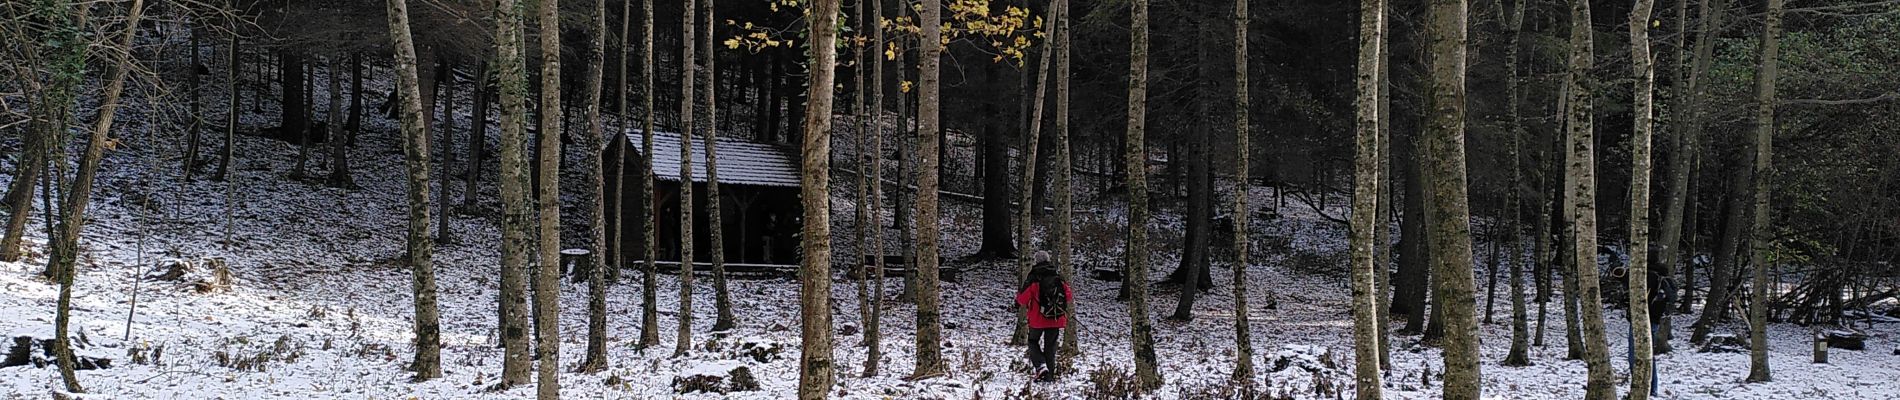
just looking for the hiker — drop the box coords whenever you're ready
[1014,251,1072,382]
[1615,262,1677,396]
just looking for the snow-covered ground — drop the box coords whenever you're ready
[3,45,1898,400]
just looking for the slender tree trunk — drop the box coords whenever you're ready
[1558,44,1585,362]
[854,0,875,355]
[1374,17,1395,367]
[1012,6,1056,342]
[1500,0,1530,368]
[436,61,458,244]
[1349,0,1388,395]
[701,0,734,333]
[326,53,352,189]
[1124,0,1163,389]
[674,0,700,358]
[978,120,1014,259]
[491,0,533,387]
[1396,132,1429,333]
[0,121,41,262]
[286,51,312,178]
[861,0,890,377]
[1230,0,1256,383]
[532,0,566,394]
[1628,0,1658,396]
[185,26,203,181]
[799,0,843,396]
[47,2,126,392]
[578,0,611,374]
[1423,0,1480,397]
[1170,25,1214,316]
[1745,0,1783,383]
[911,0,949,380]
[1052,0,1078,360]
[1649,0,1694,355]
[384,0,442,380]
[1485,229,1500,325]
[217,33,238,181]
[1566,0,1615,396]
[1688,0,1739,345]
[639,0,662,350]
[466,62,488,211]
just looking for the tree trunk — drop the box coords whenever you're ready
[1485,229,1500,325]
[1053,0,1079,360]
[1124,0,1163,389]
[799,0,843,396]
[977,120,1014,259]
[1628,0,1658,395]
[326,53,354,189]
[1230,0,1255,382]
[384,0,442,380]
[47,2,128,392]
[1746,0,1783,383]
[185,26,203,181]
[465,62,488,207]
[578,0,611,374]
[283,51,310,177]
[1565,0,1615,396]
[674,0,700,358]
[490,0,533,388]
[1349,0,1388,395]
[533,0,565,396]
[1423,0,1480,396]
[1396,131,1429,333]
[1374,11,1395,367]
[435,60,457,244]
[217,33,238,181]
[639,0,662,350]
[1689,0,1741,345]
[912,0,949,380]
[0,118,42,262]
[1501,0,1530,368]
[702,0,734,333]
[861,0,890,377]
[1011,8,1057,343]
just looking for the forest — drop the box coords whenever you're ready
[1,0,1898,398]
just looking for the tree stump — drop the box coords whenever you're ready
[561,248,592,281]
[1813,332,1828,364]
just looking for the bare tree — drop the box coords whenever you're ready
[1502,0,1531,368]
[1745,0,1784,383]
[1123,0,1163,389]
[1564,0,1615,397]
[491,0,533,388]
[383,0,442,381]
[638,0,662,349]
[703,0,734,333]
[1348,0,1387,397]
[675,0,700,358]
[799,0,844,396]
[1229,0,1255,383]
[1011,0,1056,343]
[579,0,610,373]
[1423,0,1480,397]
[911,0,949,380]
[1627,0,1658,396]
[532,0,566,395]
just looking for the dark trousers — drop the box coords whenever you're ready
[1027,328,1060,373]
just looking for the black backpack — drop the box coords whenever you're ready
[1034,267,1067,320]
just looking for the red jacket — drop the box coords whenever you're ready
[1014,282,1072,329]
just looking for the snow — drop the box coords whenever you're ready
[0,31,1896,400]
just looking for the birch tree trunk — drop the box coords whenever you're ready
[1052,0,1079,359]
[384,0,442,380]
[799,0,843,395]
[492,0,534,387]
[1627,0,1658,396]
[1230,0,1256,383]
[435,61,457,244]
[639,0,662,350]
[217,33,237,181]
[1124,0,1163,389]
[674,0,699,358]
[1349,0,1388,396]
[911,0,949,380]
[701,0,733,332]
[1565,0,1616,397]
[465,61,488,211]
[326,53,352,189]
[1745,0,1784,383]
[861,0,890,377]
[1013,2,1057,342]
[1502,0,1531,368]
[579,0,610,373]
[1423,0,1480,397]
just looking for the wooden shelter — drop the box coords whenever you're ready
[607,130,803,266]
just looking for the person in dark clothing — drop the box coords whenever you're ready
[1615,264,1677,396]
[1014,251,1072,382]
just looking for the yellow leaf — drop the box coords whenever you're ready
[724,38,742,49]
[901,80,914,93]
[885,48,897,60]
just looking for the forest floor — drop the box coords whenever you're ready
[2,50,1898,400]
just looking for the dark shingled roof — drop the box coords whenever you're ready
[626,130,801,188]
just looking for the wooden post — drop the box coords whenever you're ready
[1812,331,1828,364]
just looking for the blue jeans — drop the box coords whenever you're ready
[1627,324,1661,396]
